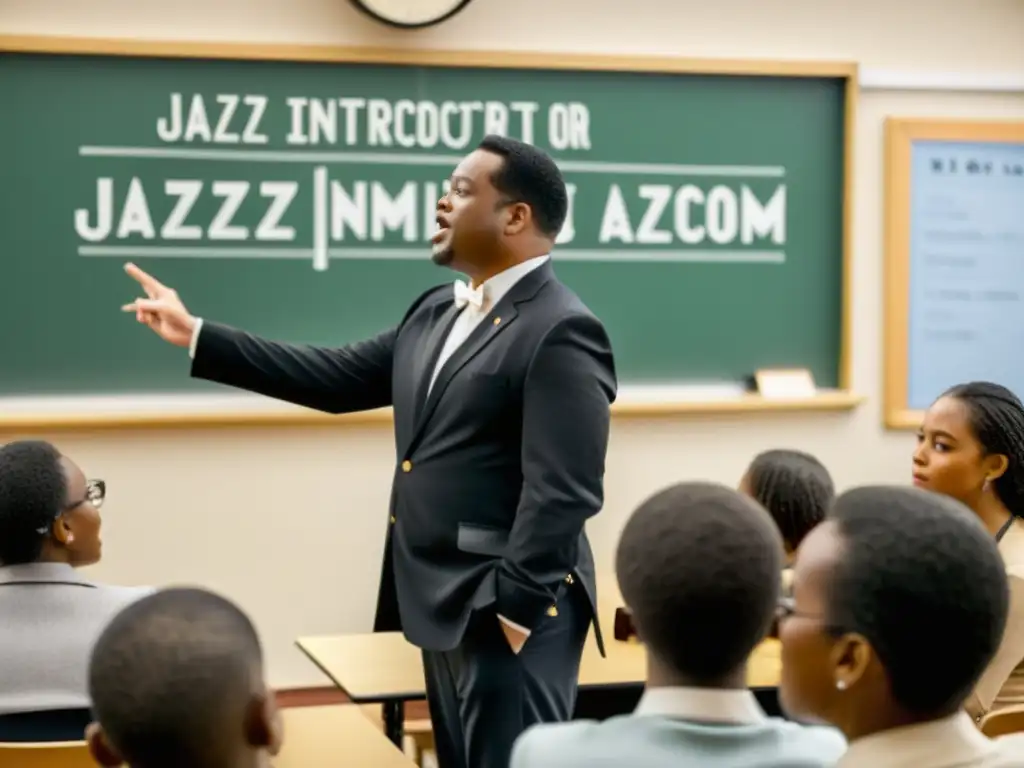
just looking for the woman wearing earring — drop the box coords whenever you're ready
[0,440,151,740]
[778,486,1024,766]
[914,381,1024,722]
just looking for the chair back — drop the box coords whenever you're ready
[0,740,97,767]
[980,704,1024,737]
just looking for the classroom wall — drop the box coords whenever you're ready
[4,0,1024,686]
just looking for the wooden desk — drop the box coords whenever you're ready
[297,631,781,746]
[274,705,413,767]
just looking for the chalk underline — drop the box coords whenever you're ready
[77,245,786,264]
[78,146,787,178]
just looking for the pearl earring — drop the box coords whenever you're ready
[835,680,847,691]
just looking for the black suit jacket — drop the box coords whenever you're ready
[191,261,617,652]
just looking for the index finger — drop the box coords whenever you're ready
[124,262,166,295]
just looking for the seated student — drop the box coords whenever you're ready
[779,485,1024,767]
[915,382,1024,720]
[740,449,834,578]
[86,587,283,768]
[510,481,846,768]
[0,440,151,741]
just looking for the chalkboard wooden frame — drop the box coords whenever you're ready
[883,118,1024,430]
[0,35,862,431]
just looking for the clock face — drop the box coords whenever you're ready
[350,0,474,28]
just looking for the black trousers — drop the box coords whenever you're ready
[421,583,589,768]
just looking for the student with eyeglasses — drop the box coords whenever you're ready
[0,439,152,741]
[778,486,1024,767]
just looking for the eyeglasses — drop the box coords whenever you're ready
[68,479,106,511]
[775,594,824,622]
[35,479,106,535]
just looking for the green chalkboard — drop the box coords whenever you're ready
[0,43,852,398]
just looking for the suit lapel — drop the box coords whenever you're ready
[412,302,461,421]
[407,261,554,450]
[420,302,520,426]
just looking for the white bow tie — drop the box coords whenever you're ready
[453,280,486,310]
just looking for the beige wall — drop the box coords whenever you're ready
[3,0,1024,687]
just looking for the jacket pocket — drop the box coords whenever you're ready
[457,523,510,557]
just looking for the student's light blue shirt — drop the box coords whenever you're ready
[510,687,846,768]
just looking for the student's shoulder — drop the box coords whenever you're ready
[94,583,156,610]
[511,719,627,767]
[766,717,848,762]
[991,732,1024,766]
[998,522,1024,574]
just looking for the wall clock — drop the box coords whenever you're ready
[349,0,475,29]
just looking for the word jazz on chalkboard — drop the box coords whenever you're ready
[153,92,594,151]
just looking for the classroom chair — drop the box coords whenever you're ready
[980,704,1024,737]
[402,718,435,766]
[358,703,434,766]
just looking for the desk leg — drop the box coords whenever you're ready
[382,700,405,747]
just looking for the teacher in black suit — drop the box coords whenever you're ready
[122,135,617,768]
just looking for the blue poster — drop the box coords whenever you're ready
[907,139,1024,409]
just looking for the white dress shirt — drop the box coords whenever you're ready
[428,255,549,394]
[188,255,551,640]
[632,686,768,723]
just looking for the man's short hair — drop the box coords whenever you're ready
[0,440,66,565]
[477,134,568,239]
[826,486,1009,716]
[616,481,783,684]
[89,587,264,768]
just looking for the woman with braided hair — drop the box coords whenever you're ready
[740,449,835,564]
[739,449,834,600]
[914,381,1024,723]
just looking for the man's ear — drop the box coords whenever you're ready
[244,691,284,757]
[86,722,125,768]
[503,202,531,236]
